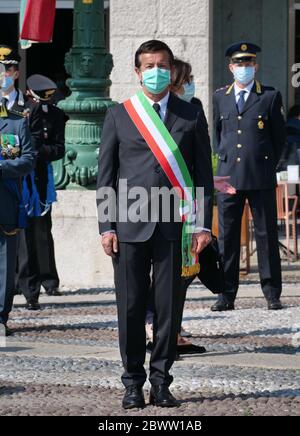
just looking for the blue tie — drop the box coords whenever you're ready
[237,91,246,114]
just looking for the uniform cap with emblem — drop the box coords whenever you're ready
[0,44,21,65]
[27,74,57,101]
[225,42,261,63]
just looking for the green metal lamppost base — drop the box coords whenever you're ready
[53,0,117,190]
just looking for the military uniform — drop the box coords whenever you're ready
[212,42,286,310]
[0,109,35,329]
[15,75,66,307]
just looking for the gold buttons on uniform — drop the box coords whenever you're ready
[265,156,269,160]
[237,158,241,162]
[238,130,242,134]
[238,116,242,120]
[237,144,242,148]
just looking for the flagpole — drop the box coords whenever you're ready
[54,0,116,190]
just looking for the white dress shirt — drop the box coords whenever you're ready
[234,80,254,104]
[3,88,18,110]
[144,92,170,122]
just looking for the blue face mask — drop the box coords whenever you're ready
[233,66,255,85]
[179,81,196,102]
[1,76,14,92]
[142,67,171,95]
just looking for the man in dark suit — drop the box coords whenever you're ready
[0,68,35,334]
[212,42,286,312]
[97,40,214,409]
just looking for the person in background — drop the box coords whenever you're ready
[212,42,285,312]
[15,74,67,310]
[0,45,35,335]
[277,105,300,171]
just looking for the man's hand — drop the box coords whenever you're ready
[214,176,236,195]
[101,232,119,257]
[191,231,212,255]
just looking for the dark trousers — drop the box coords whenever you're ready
[0,232,17,324]
[16,211,59,302]
[217,189,282,303]
[113,226,182,388]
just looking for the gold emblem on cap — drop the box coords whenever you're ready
[241,44,248,52]
[258,120,264,130]
[0,47,12,61]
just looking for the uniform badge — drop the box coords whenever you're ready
[241,44,248,51]
[258,120,264,130]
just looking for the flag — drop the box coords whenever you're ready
[20,0,31,49]
[20,0,56,44]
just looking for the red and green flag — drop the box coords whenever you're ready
[20,0,56,49]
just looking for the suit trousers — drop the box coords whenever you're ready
[16,211,59,301]
[0,231,17,324]
[113,225,182,388]
[217,189,282,303]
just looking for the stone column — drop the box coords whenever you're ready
[109,0,213,119]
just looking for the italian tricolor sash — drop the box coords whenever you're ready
[124,91,200,278]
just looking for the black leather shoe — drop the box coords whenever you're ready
[211,300,235,312]
[122,386,145,410]
[46,288,62,296]
[268,300,283,311]
[25,301,41,311]
[177,344,207,355]
[149,385,179,408]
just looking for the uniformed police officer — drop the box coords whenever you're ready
[15,74,66,310]
[0,47,35,335]
[212,42,286,312]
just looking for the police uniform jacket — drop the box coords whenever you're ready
[0,114,35,229]
[213,81,286,190]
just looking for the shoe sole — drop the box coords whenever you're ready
[149,396,179,408]
[122,402,145,410]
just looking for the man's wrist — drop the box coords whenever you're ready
[194,227,211,234]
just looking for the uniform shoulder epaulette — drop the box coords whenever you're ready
[8,108,30,118]
[215,85,230,93]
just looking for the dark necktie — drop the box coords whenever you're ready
[237,90,246,114]
[153,103,161,119]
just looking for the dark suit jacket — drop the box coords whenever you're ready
[97,92,214,243]
[213,81,286,191]
[0,115,35,228]
[25,100,66,202]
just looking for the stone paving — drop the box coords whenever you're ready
[0,263,300,416]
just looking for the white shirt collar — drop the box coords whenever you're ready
[4,88,18,110]
[234,80,254,97]
[144,91,170,120]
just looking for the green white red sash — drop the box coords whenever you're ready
[124,91,200,277]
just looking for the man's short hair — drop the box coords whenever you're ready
[135,40,174,69]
